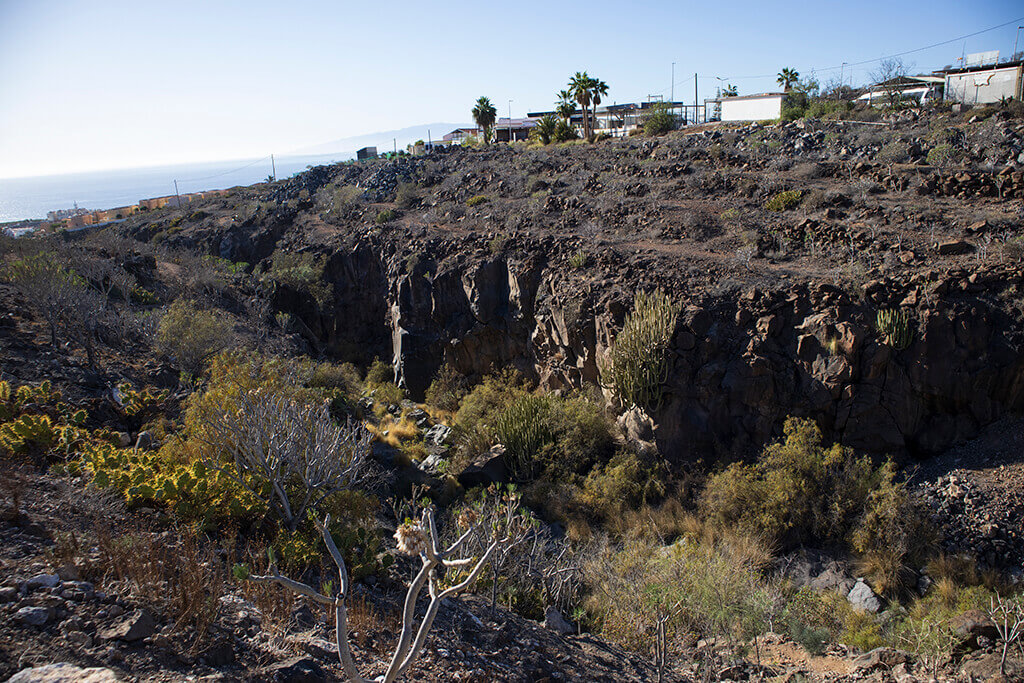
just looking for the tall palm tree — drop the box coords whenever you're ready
[569,72,594,140]
[556,89,575,123]
[722,84,738,97]
[471,96,497,145]
[589,78,609,137]
[777,68,799,91]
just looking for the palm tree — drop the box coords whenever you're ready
[722,84,738,98]
[532,114,558,145]
[569,72,594,140]
[472,96,497,145]
[777,68,799,91]
[556,90,575,123]
[589,78,609,138]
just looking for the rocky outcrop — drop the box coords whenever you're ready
[269,236,1024,463]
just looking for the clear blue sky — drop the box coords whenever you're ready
[1,0,1021,178]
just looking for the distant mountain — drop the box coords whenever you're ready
[291,123,470,156]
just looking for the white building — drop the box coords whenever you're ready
[942,61,1023,105]
[718,93,785,122]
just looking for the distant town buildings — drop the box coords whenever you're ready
[47,189,230,231]
[356,146,378,161]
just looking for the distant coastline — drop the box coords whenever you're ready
[0,151,355,223]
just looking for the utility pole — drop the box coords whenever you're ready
[671,62,675,103]
[271,154,276,181]
[508,100,513,144]
[173,180,182,209]
[694,73,698,125]
[1014,26,1022,62]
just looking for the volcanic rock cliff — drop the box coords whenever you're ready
[120,110,1024,463]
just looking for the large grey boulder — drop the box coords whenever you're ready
[847,579,882,613]
[8,663,119,682]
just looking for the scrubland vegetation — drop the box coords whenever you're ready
[3,94,1024,679]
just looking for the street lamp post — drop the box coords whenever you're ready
[508,100,513,144]
[840,62,848,99]
[1014,26,1023,62]
[671,62,675,103]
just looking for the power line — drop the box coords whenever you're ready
[717,15,1024,81]
[176,155,273,185]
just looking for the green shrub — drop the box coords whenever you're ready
[643,103,679,136]
[926,143,954,167]
[764,190,802,212]
[606,290,678,410]
[394,182,421,209]
[155,299,234,374]
[333,184,363,208]
[375,209,397,224]
[454,369,526,432]
[584,531,775,656]
[875,141,910,165]
[568,250,587,268]
[307,361,361,395]
[466,195,490,208]
[264,251,330,305]
[364,358,393,386]
[580,450,667,518]
[424,364,468,412]
[700,417,927,555]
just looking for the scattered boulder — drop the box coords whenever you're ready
[24,573,61,591]
[852,647,912,671]
[262,656,327,683]
[15,605,54,627]
[847,580,882,613]
[952,609,999,651]
[543,606,575,636]
[8,663,119,682]
[936,239,974,255]
[0,586,17,602]
[457,445,509,489]
[423,423,453,446]
[100,608,156,642]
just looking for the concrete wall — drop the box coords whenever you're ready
[721,95,784,121]
[945,66,1023,104]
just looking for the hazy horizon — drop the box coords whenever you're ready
[0,121,468,182]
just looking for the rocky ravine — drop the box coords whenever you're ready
[118,113,1024,464]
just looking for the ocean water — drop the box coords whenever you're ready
[0,152,354,222]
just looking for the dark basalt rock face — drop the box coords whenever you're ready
[266,236,1024,464]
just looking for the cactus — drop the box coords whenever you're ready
[0,414,57,454]
[607,290,678,410]
[115,382,169,418]
[876,308,913,351]
[491,394,555,480]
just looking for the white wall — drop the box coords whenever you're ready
[945,66,1022,104]
[720,95,784,121]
